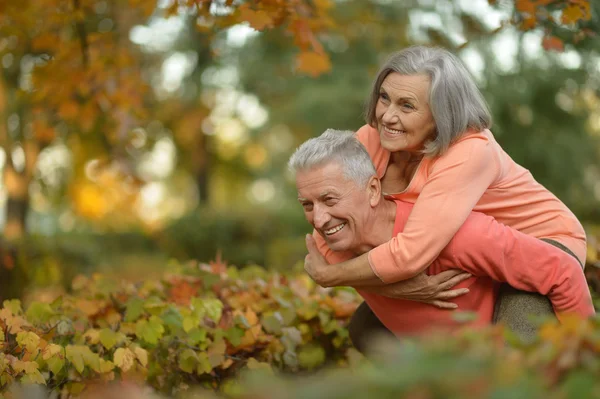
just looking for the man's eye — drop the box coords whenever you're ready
[324,198,337,205]
[302,203,313,210]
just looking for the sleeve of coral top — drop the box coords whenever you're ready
[312,230,355,265]
[368,133,501,283]
[450,213,595,319]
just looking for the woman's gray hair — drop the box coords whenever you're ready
[288,129,376,187]
[365,45,492,157]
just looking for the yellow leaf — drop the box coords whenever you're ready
[134,346,148,368]
[16,332,40,354]
[83,329,101,345]
[42,344,64,361]
[296,51,331,77]
[20,369,46,385]
[0,308,29,334]
[561,4,586,25]
[113,347,135,372]
[99,359,115,373]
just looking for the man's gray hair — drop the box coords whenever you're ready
[365,45,492,157]
[288,129,376,187]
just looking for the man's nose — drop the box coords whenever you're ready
[313,206,330,229]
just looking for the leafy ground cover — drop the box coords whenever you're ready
[1,242,600,398]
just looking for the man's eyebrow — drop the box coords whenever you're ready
[319,191,336,198]
[297,196,307,202]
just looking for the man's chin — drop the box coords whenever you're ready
[324,238,351,253]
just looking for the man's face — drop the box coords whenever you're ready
[296,162,372,252]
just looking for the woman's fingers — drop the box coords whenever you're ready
[435,288,470,300]
[435,271,472,291]
[431,300,459,309]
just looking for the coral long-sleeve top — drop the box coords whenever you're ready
[355,125,586,283]
[321,200,593,335]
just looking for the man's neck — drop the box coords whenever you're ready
[352,199,397,255]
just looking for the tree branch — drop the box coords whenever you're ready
[73,0,89,67]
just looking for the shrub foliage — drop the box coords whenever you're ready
[0,260,359,397]
[1,255,599,398]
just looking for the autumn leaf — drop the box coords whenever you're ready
[0,307,29,334]
[238,4,275,31]
[113,347,136,372]
[168,280,198,306]
[133,346,148,368]
[16,332,41,354]
[561,4,588,25]
[296,51,332,77]
[542,35,565,52]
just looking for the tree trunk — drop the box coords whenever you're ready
[3,162,31,240]
[194,132,210,204]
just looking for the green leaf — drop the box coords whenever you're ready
[124,298,145,322]
[25,302,56,325]
[161,306,183,333]
[188,328,208,345]
[47,356,65,375]
[196,352,213,374]
[297,344,326,371]
[65,346,86,374]
[99,328,120,350]
[135,316,165,345]
[191,298,223,323]
[225,326,245,347]
[262,313,283,335]
[178,349,198,373]
[183,315,200,333]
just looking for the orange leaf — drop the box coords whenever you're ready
[561,4,587,25]
[169,280,199,306]
[520,16,536,31]
[542,35,564,52]
[515,0,535,15]
[239,5,274,31]
[296,51,331,77]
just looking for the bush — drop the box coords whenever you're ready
[0,259,358,397]
[1,251,599,398]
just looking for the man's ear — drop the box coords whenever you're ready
[367,175,382,207]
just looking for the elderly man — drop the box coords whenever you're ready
[289,129,594,350]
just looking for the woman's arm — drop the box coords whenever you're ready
[367,134,500,283]
[309,133,500,286]
[308,233,471,308]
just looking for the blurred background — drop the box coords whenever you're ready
[0,0,599,301]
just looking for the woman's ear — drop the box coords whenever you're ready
[367,175,382,207]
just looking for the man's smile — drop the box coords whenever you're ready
[324,223,346,236]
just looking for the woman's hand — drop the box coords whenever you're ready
[359,269,472,309]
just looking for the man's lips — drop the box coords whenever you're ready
[323,223,346,236]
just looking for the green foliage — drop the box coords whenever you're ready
[158,206,309,268]
[0,255,600,398]
[0,260,358,396]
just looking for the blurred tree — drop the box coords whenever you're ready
[0,0,338,239]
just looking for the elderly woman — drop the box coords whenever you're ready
[305,45,590,348]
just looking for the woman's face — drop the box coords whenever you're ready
[375,72,436,153]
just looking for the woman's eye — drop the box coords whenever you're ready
[402,103,415,110]
[379,92,389,101]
